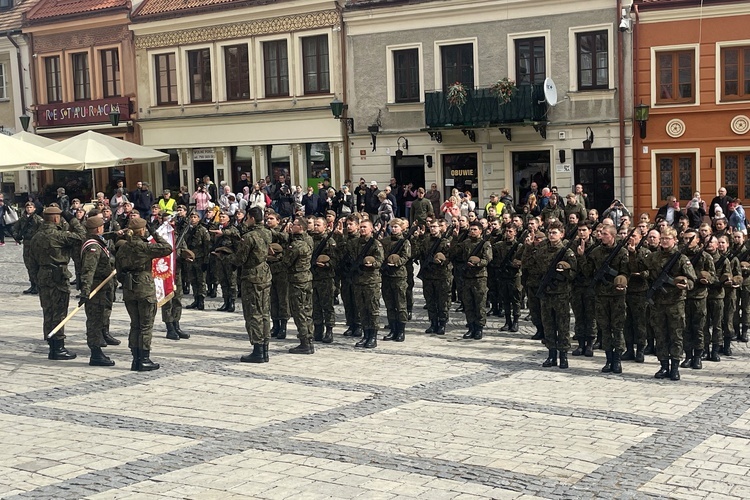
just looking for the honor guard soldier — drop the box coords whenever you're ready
[16,201,44,294]
[310,216,337,343]
[266,212,291,339]
[624,228,651,363]
[350,219,384,348]
[571,221,598,356]
[209,212,240,312]
[184,212,211,311]
[337,215,363,338]
[494,225,524,332]
[116,218,173,371]
[418,219,453,335]
[381,218,412,342]
[459,222,492,340]
[29,206,85,360]
[284,218,315,354]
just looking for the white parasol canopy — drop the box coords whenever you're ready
[11,131,59,148]
[46,130,169,169]
[0,133,83,172]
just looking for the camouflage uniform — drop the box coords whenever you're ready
[161,248,184,331]
[14,211,44,291]
[492,237,523,329]
[721,256,741,354]
[735,242,750,341]
[184,224,211,300]
[80,236,116,348]
[349,233,384,345]
[283,233,314,344]
[210,222,240,303]
[337,231,361,333]
[700,251,723,356]
[416,232,452,332]
[584,243,629,354]
[521,238,546,337]
[624,245,651,355]
[449,229,469,308]
[571,238,598,352]
[311,232,337,330]
[460,236,492,334]
[29,219,85,342]
[486,229,504,314]
[381,233,411,333]
[269,227,290,327]
[536,240,577,352]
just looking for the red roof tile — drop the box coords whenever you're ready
[133,0,275,20]
[25,0,130,22]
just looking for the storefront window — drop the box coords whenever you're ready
[442,153,478,201]
[267,144,291,183]
[231,146,253,190]
[160,149,180,194]
[51,170,92,203]
[306,143,330,189]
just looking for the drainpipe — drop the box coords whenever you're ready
[338,6,351,184]
[617,4,627,205]
[632,4,641,214]
[5,32,27,125]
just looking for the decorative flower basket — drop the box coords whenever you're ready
[489,78,517,104]
[447,82,468,111]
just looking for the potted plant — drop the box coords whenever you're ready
[447,81,468,111]
[489,77,517,104]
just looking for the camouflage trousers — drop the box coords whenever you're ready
[406,261,415,313]
[289,281,313,342]
[650,300,685,361]
[85,283,114,348]
[424,278,451,324]
[161,269,183,323]
[353,282,380,330]
[241,280,271,345]
[723,289,737,342]
[737,285,750,334]
[187,260,207,297]
[382,276,408,323]
[572,285,597,341]
[541,293,571,352]
[214,257,237,299]
[498,276,522,317]
[462,277,488,327]
[488,268,501,306]
[595,294,626,353]
[702,297,721,348]
[624,292,648,347]
[23,244,35,286]
[270,271,290,321]
[124,299,157,351]
[38,284,70,341]
[312,278,335,327]
[341,279,360,326]
[526,280,543,330]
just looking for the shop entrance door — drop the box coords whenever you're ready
[442,153,478,202]
[513,150,550,205]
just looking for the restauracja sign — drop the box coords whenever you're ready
[37,97,130,127]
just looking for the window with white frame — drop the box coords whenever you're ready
[440,43,474,90]
[224,44,250,101]
[0,63,7,100]
[577,30,609,90]
[72,52,90,101]
[386,43,423,105]
[263,39,289,97]
[301,34,329,95]
[154,52,178,105]
[187,48,212,103]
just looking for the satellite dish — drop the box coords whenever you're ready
[543,77,558,107]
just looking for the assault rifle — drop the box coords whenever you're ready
[592,227,637,284]
[310,217,345,271]
[498,237,523,272]
[417,223,454,280]
[646,235,694,305]
[535,233,577,299]
[381,222,419,272]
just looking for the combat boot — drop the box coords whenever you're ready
[669,358,681,381]
[322,326,334,344]
[342,324,354,336]
[572,339,585,356]
[103,330,121,346]
[691,350,703,369]
[559,351,569,369]
[289,338,315,354]
[531,324,544,341]
[175,322,190,339]
[382,322,396,341]
[240,344,264,363]
[182,282,191,295]
[166,322,180,340]
[185,297,200,309]
[709,344,721,362]
[207,284,217,298]
[352,324,364,339]
[354,330,368,348]
[48,338,77,361]
[364,329,378,349]
[313,324,324,342]
[89,346,115,367]
[463,324,475,339]
[130,348,139,371]
[436,321,446,335]
[611,350,623,374]
[262,342,269,362]
[680,350,693,368]
[635,344,645,363]
[644,338,655,355]
[740,325,749,343]
[584,340,594,357]
[196,296,205,311]
[22,285,34,294]
[593,332,602,350]
[621,344,635,361]
[510,315,519,332]
[271,319,279,338]
[472,324,483,340]
[277,320,288,340]
[542,349,558,367]
[490,303,499,317]
[723,338,733,356]
[654,360,670,379]
[500,312,512,331]
[425,321,437,334]
[394,322,406,342]
[217,297,229,311]
[601,350,613,373]
[225,298,235,313]
[138,350,160,371]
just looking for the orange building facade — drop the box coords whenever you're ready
[633,0,750,217]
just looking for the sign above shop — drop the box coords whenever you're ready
[193,148,215,161]
[37,97,131,128]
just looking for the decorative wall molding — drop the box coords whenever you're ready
[135,10,339,50]
[730,115,750,135]
[666,118,686,138]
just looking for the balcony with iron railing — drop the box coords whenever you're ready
[424,83,548,129]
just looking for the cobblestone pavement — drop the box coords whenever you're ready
[1,243,750,499]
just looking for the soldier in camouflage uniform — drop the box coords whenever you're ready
[337,215,363,338]
[493,225,523,332]
[160,213,189,341]
[623,229,651,363]
[310,216,337,343]
[284,218,315,354]
[15,201,43,295]
[720,237,741,358]
[582,224,629,373]
[450,216,470,312]
[349,219,384,348]
[115,218,173,371]
[679,230,712,367]
[418,219,452,334]
[29,206,85,360]
[184,212,211,311]
[643,227,697,381]
[521,221,547,340]
[459,222,492,340]
[233,207,273,363]
[486,218,505,317]
[381,218,412,342]
[209,212,240,312]
[266,212,291,339]
[537,221,577,368]
[571,221,598,356]
[731,231,750,342]
[698,234,726,366]
[79,215,118,366]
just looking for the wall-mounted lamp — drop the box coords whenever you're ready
[19,115,30,131]
[330,97,354,134]
[367,124,380,152]
[426,155,433,169]
[635,102,650,139]
[109,106,121,127]
[582,127,594,150]
[558,149,566,163]
[395,136,409,159]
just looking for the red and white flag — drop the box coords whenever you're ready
[151,222,175,307]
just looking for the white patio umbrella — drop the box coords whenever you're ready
[46,130,169,169]
[0,133,83,172]
[12,131,59,148]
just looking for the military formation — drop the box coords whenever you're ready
[15,189,750,382]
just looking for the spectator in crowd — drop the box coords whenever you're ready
[603,198,632,227]
[110,188,128,216]
[178,186,190,207]
[234,172,251,194]
[56,188,70,213]
[337,185,354,215]
[709,187,730,219]
[389,178,404,217]
[460,192,476,216]
[499,188,515,214]
[0,195,10,245]
[441,195,460,223]
[426,183,441,217]
[729,199,747,234]
[158,189,176,215]
[276,182,295,218]
[483,193,503,216]
[384,186,398,216]
[302,186,320,216]
[574,184,589,209]
[365,180,381,217]
[377,191,394,225]
[685,191,707,228]
[355,178,368,212]
[202,175,218,202]
[526,193,540,217]
[656,195,681,228]
[402,183,417,220]
[191,183,212,219]
[131,181,155,215]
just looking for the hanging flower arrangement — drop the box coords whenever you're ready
[490,77,517,104]
[447,82,468,110]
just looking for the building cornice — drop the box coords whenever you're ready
[638,3,750,23]
[22,12,130,35]
[134,9,339,49]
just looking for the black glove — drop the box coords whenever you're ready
[61,210,74,223]
[78,295,89,307]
